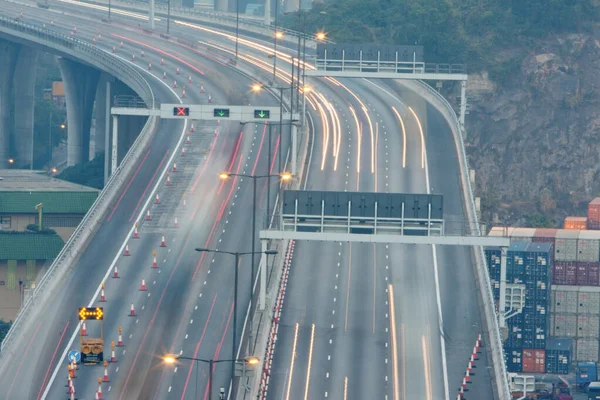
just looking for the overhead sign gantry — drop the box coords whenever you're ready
[110,104,282,122]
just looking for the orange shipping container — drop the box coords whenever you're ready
[565,216,588,230]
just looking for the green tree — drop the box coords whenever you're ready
[57,154,105,189]
[525,213,554,228]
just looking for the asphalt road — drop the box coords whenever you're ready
[0,4,285,399]
[0,2,496,399]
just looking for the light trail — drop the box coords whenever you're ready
[388,284,400,400]
[422,334,433,400]
[407,106,425,169]
[303,323,315,400]
[285,322,300,400]
[391,106,407,168]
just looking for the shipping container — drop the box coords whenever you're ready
[553,261,578,285]
[555,230,579,262]
[546,338,572,374]
[534,228,559,243]
[506,321,524,349]
[578,315,600,338]
[488,226,514,237]
[576,339,600,362]
[578,262,600,286]
[578,231,600,262]
[553,288,578,313]
[588,198,600,229]
[505,346,523,373]
[565,216,588,230]
[513,227,537,242]
[522,349,546,373]
[551,314,578,337]
[579,291,600,314]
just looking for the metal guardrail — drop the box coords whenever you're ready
[0,15,154,108]
[415,81,511,400]
[0,16,158,353]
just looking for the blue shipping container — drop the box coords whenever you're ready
[505,345,523,373]
[546,338,572,375]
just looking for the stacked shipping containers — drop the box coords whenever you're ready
[551,286,600,362]
[589,198,600,230]
[565,217,588,230]
[486,242,553,373]
[488,226,600,365]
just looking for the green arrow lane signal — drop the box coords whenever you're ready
[254,110,270,119]
[213,108,230,118]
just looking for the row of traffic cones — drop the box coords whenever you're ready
[457,334,483,399]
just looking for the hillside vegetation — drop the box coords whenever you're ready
[282,0,598,72]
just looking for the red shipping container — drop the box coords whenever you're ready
[565,216,588,230]
[577,262,600,286]
[534,228,558,243]
[553,261,577,285]
[589,198,600,226]
[522,349,546,373]
[578,263,590,285]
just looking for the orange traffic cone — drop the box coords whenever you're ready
[200,84,205,93]
[129,303,136,316]
[155,193,160,204]
[188,75,192,83]
[97,379,102,398]
[208,94,212,103]
[141,50,145,57]
[174,217,179,228]
[160,235,166,247]
[124,244,130,256]
[181,147,186,157]
[117,329,124,347]
[73,26,77,33]
[140,278,147,291]
[96,390,100,400]
[93,37,97,45]
[81,321,88,336]
[173,80,177,88]
[163,71,167,79]
[120,40,123,48]
[110,347,116,363]
[161,57,164,65]
[131,54,135,61]
[182,89,186,98]
[146,209,151,221]
[103,364,109,382]
[166,174,172,186]
[152,254,158,268]
[133,223,140,238]
[186,135,191,144]
[112,46,116,53]
[98,34,102,40]
[173,163,177,172]
[190,123,195,132]
[176,67,180,75]
[100,283,106,302]
[148,63,152,70]
[113,265,120,278]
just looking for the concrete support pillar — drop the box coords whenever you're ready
[111,115,118,176]
[0,41,19,168]
[264,0,271,24]
[283,0,298,14]
[459,80,467,131]
[149,0,155,29]
[58,57,101,166]
[215,0,228,12]
[94,75,112,158]
[291,124,297,176]
[12,47,38,169]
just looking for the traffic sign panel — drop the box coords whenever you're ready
[213,108,230,118]
[254,110,270,119]
[68,350,81,363]
[78,307,104,320]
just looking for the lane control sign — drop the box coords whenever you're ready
[213,108,230,118]
[254,110,270,119]
[173,107,190,116]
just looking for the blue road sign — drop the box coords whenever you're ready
[67,350,80,363]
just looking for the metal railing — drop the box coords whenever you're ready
[414,80,511,400]
[0,16,158,354]
[0,15,154,108]
[311,56,467,76]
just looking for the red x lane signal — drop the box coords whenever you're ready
[173,107,189,116]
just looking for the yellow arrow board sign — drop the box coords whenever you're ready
[78,307,104,320]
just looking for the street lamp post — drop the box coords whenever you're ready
[163,355,259,400]
[235,0,240,63]
[167,0,171,34]
[194,248,276,390]
[218,172,290,298]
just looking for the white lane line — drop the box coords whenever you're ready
[41,51,188,400]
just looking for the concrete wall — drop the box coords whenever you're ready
[0,260,45,322]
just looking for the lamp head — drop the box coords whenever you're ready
[316,32,326,40]
[275,31,283,39]
[265,250,278,256]
[251,83,262,92]
[195,247,211,253]
[219,172,230,180]
[163,354,179,364]
[245,356,260,365]
[280,173,292,181]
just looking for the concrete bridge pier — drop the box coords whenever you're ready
[0,40,38,169]
[58,57,101,167]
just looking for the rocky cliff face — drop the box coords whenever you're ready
[458,32,600,226]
